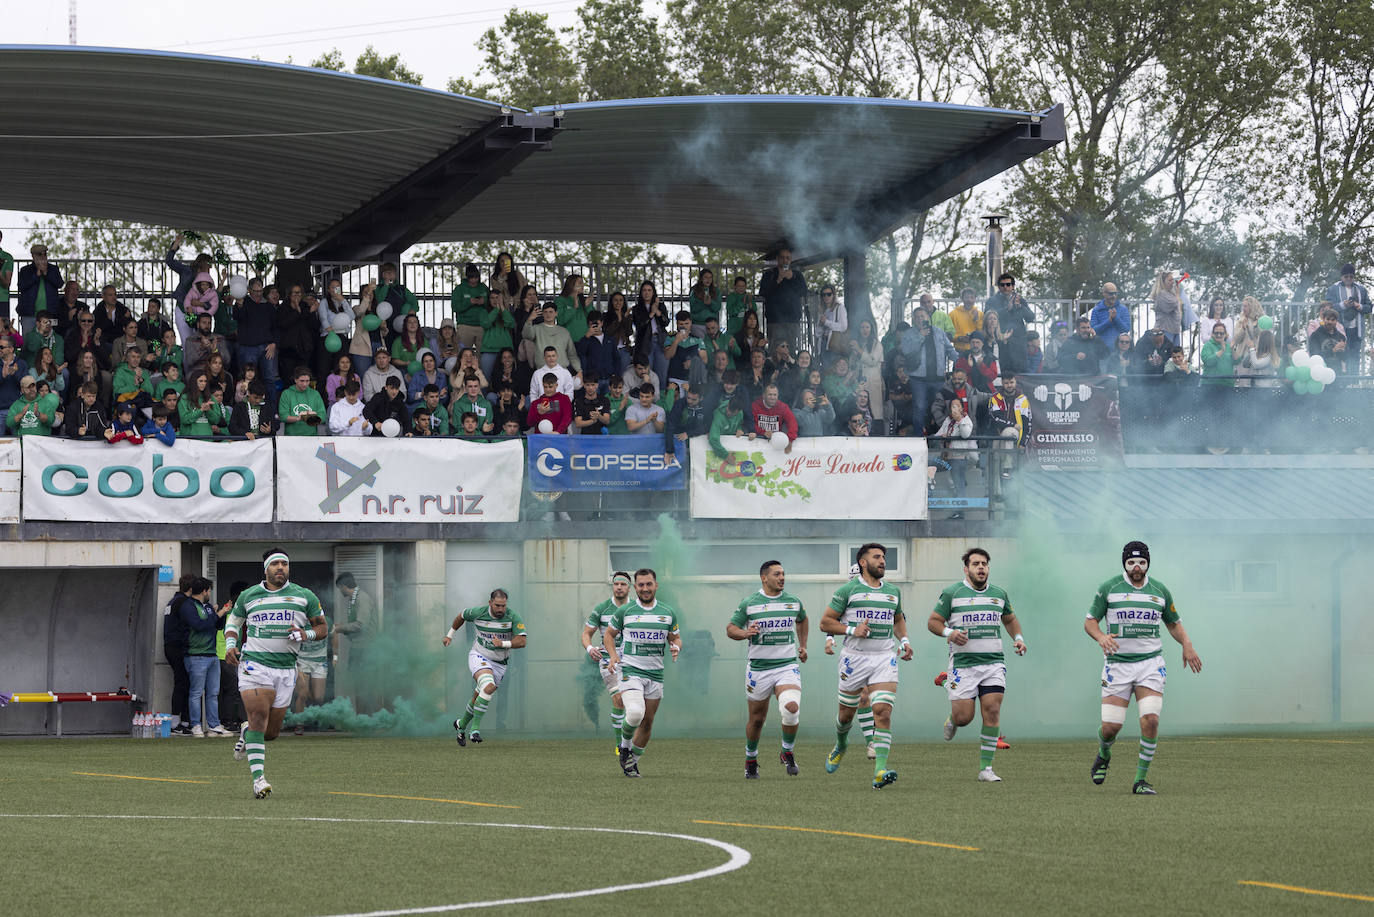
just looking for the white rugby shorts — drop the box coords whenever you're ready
[946,661,1006,701]
[238,660,297,708]
[1101,656,1166,700]
[837,651,899,695]
[746,663,801,702]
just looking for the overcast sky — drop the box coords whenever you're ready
[1,0,591,239]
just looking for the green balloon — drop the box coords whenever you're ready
[324,331,342,353]
[1311,380,1325,394]
[1294,379,1311,394]
[1284,364,1298,380]
[1295,365,1311,382]
[362,314,382,331]
[1258,315,1274,330]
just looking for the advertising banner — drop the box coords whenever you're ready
[276,436,523,522]
[0,439,19,523]
[690,435,928,520]
[22,437,274,523]
[1023,374,1124,470]
[527,434,685,492]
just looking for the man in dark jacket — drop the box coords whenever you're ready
[758,245,807,351]
[163,576,195,735]
[575,314,618,391]
[63,381,109,439]
[229,380,279,439]
[664,385,710,460]
[1131,328,1172,376]
[1307,308,1349,370]
[17,243,63,337]
[1058,316,1109,375]
[233,277,280,385]
[363,376,410,435]
[984,272,1037,374]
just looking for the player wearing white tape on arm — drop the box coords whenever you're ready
[582,572,634,757]
[726,560,809,779]
[442,589,527,746]
[1085,541,1202,795]
[224,548,327,799]
[928,546,1026,783]
[603,568,682,778]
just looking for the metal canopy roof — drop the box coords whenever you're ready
[0,46,1063,260]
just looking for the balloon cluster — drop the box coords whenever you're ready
[1285,350,1336,394]
[251,252,272,275]
[212,247,231,268]
[182,229,203,243]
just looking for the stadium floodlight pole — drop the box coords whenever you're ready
[983,214,1005,299]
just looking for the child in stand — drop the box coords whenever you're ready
[106,402,144,444]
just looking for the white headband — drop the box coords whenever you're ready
[264,552,290,570]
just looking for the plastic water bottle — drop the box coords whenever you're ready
[131,712,140,738]
[142,713,152,739]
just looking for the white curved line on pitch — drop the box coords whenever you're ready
[0,815,752,916]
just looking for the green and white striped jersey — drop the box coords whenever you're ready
[828,578,904,655]
[730,589,806,670]
[227,581,325,670]
[297,616,331,662]
[459,605,527,663]
[608,600,680,682]
[586,597,630,655]
[933,581,1012,667]
[1088,575,1179,663]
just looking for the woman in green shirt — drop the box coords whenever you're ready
[479,289,515,379]
[178,369,222,437]
[392,313,426,373]
[688,269,720,334]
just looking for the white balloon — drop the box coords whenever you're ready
[537,419,554,433]
[380,418,401,438]
[392,315,407,332]
[770,431,790,450]
[1292,350,1311,367]
[1308,354,1325,369]
[227,275,248,300]
[1317,366,1337,384]
[443,356,458,373]
[332,309,354,332]
[415,347,433,364]
[376,302,394,321]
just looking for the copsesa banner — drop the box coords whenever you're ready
[276,436,523,522]
[22,437,273,523]
[527,434,685,491]
[690,435,928,519]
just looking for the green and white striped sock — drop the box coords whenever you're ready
[1136,738,1157,782]
[469,694,491,730]
[979,725,999,770]
[780,727,797,752]
[872,729,892,772]
[244,729,265,781]
[835,715,853,750]
[458,701,476,730]
[610,708,624,738]
[744,739,758,761]
[1098,727,1116,760]
[857,706,875,744]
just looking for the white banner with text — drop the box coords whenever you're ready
[690,436,928,520]
[22,437,274,523]
[0,439,19,523]
[275,436,524,523]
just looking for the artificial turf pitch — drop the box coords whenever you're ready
[3,732,1372,916]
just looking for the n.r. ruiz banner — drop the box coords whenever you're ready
[689,436,927,519]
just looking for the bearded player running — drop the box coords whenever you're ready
[1086,541,1202,795]
[443,589,528,746]
[821,543,912,789]
[225,548,327,799]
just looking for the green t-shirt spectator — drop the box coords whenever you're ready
[0,246,13,306]
[480,306,515,353]
[556,296,595,343]
[155,377,186,400]
[6,392,57,437]
[279,386,327,436]
[179,395,224,437]
[451,280,489,326]
[725,292,753,337]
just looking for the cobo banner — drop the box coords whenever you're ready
[527,434,685,492]
[690,435,928,520]
[275,436,523,522]
[22,437,273,522]
[1023,374,1124,470]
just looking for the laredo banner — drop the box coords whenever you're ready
[22,437,273,523]
[527,434,685,492]
[690,435,927,519]
[1023,374,1124,470]
[276,436,523,522]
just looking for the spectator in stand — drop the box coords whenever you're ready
[851,319,884,426]
[932,397,975,511]
[184,312,230,375]
[1202,297,1233,346]
[6,374,56,436]
[700,315,728,367]
[816,284,848,362]
[741,347,776,403]
[0,231,10,321]
[480,289,516,380]
[452,374,494,434]
[899,306,955,433]
[918,292,955,339]
[988,372,1032,478]
[1241,330,1281,388]
[822,354,860,406]
[1060,316,1109,375]
[1150,270,1183,345]
[931,367,975,433]
[572,371,610,435]
[1230,296,1264,366]
[362,348,405,402]
[512,285,541,362]
[489,252,526,308]
[418,385,450,435]
[886,364,913,435]
[23,310,64,372]
[625,383,667,436]
[315,279,355,381]
[157,389,182,432]
[53,281,86,336]
[92,284,133,346]
[775,347,808,404]
[622,359,661,400]
[576,313,619,392]
[523,302,581,376]
[771,340,796,384]
[488,349,529,404]
[17,243,62,337]
[793,388,834,437]
[326,353,361,405]
[529,345,578,401]
[555,274,597,343]
[233,277,280,386]
[451,263,490,351]
[391,313,426,374]
[67,349,110,410]
[153,362,184,400]
[984,273,1036,374]
[182,271,219,342]
[141,404,177,446]
[407,351,447,406]
[1133,327,1172,376]
[363,375,410,436]
[664,383,708,455]
[1090,282,1131,348]
[603,376,631,434]
[729,309,768,371]
[1109,332,1134,382]
[110,317,147,369]
[230,379,279,439]
[708,391,749,458]
[278,367,326,436]
[842,388,877,437]
[1327,263,1370,374]
[491,383,525,433]
[955,333,999,394]
[981,309,1013,366]
[112,346,155,414]
[725,275,753,337]
[448,410,476,438]
[163,235,211,337]
[845,410,870,437]
[275,284,319,378]
[106,401,143,444]
[603,290,634,358]
[451,348,487,393]
[149,326,183,377]
[0,336,27,433]
[1307,308,1348,370]
[751,382,798,448]
[950,288,983,354]
[664,310,706,393]
[631,281,670,384]
[528,372,572,433]
[435,319,462,371]
[1042,320,1070,370]
[233,364,256,405]
[759,245,807,351]
[181,577,231,737]
[179,370,223,437]
[136,298,168,344]
[63,381,108,439]
[1163,345,1194,382]
[687,269,720,337]
[374,262,419,321]
[1025,330,1044,373]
